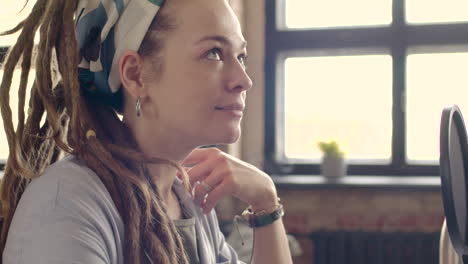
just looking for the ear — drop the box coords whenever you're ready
[119,50,146,99]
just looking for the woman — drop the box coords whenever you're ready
[0,0,292,263]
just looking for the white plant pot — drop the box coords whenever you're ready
[320,155,347,177]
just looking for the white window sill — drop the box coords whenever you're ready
[272,175,441,191]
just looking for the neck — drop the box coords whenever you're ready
[125,115,199,163]
[147,164,184,220]
[147,163,178,201]
[123,115,196,199]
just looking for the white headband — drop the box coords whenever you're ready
[75,0,164,94]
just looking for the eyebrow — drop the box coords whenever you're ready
[196,35,247,50]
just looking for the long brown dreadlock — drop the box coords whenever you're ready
[0,0,191,263]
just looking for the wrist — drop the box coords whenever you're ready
[239,198,284,228]
[250,197,278,212]
[250,188,278,212]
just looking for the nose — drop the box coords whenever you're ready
[226,58,253,93]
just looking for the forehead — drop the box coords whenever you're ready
[169,0,245,46]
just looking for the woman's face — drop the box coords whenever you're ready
[141,0,252,147]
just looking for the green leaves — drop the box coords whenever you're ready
[317,140,345,158]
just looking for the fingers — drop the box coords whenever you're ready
[200,181,213,193]
[182,148,237,214]
[193,180,230,214]
[192,170,223,206]
[201,182,228,214]
[182,147,218,166]
[186,157,217,185]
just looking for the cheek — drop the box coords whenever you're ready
[164,89,213,125]
[161,58,223,115]
[177,72,222,111]
[185,58,223,84]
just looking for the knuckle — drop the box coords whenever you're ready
[208,147,221,155]
[219,163,234,179]
[219,167,231,180]
[214,154,228,165]
[220,155,230,165]
[225,162,235,174]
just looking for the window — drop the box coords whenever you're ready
[265,0,468,176]
[0,1,37,166]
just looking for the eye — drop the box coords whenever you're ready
[206,48,222,61]
[238,54,248,68]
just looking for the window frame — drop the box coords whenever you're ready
[264,0,468,176]
[0,47,7,62]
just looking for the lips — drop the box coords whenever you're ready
[215,103,245,111]
[215,103,245,118]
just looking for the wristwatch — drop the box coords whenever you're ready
[241,203,284,228]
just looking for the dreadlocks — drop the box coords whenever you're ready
[0,0,190,263]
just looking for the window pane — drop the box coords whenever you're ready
[407,52,468,162]
[285,0,392,29]
[283,55,393,163]
[0,1,36,45]
[406,0,468,24]
[0,69,35,159]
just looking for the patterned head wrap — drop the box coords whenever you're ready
[75,0,164,95]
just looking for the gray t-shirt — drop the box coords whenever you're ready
[3,155,244,264]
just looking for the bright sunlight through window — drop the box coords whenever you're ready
[0,1,36,45]
[283,55,393,163]
[0,70,35,159]
[285,0,392,29]
[0,1,37,159]
[407,52,468,162]
[406,0,468,24]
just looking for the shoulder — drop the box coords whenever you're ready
[3,156,124,264]
[19,155,121,225]
[18,155,115,214]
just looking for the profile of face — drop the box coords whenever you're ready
[134,0,252,150]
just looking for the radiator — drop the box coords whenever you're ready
[310,231,439,264]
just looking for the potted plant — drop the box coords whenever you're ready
[317,141,347,177]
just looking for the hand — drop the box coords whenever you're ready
[182,147,278,214]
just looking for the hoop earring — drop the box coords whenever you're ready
[136,97,141,117]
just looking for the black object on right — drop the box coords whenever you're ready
[440,104,468,263]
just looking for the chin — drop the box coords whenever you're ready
[211,127,241,145]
